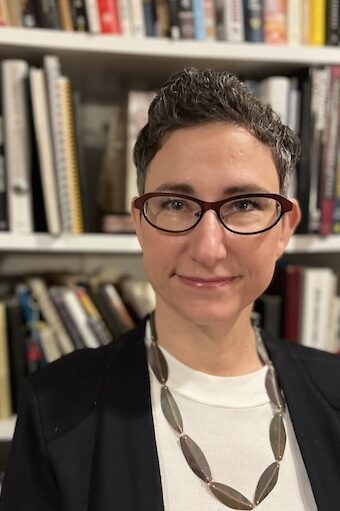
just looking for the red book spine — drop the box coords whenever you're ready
[264,0,287,44]
[282,266,301,343]
[97,0,121,33]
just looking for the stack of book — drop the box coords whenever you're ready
[0,1,338,46]
[0,273,155,418]
[255,264,340,353]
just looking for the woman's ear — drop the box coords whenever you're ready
[275,199,301,259]
[131,197,144,250]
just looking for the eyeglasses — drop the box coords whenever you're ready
[133,192,293,235]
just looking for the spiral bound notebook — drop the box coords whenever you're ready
[58,76,84,234]
[43,55,73,233]
[29,67,61,236]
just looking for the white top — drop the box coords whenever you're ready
[147,340,318,511]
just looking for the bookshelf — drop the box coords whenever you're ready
[1,25,340,440]
[0,233,339,254]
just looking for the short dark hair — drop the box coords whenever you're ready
[133,68,300,195]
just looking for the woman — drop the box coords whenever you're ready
[1,69,339,510]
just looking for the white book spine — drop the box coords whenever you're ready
[39,326,62,363]
[225,0,244,42]
[62,288,100,348]
[29,68,61,236]
[287,0,302,45]
[84,0,101,33]
[44,55,72,232]
[257,76,290,125]
[128,0,145,37]
[117,0,132,36]
[2,60,33,233]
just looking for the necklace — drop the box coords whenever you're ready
[146,313,287,510]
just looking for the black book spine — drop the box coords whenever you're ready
[326,0,340,45]
[37,0,61,29]
[168,0,180,39]
[0,115,8,231]
[70,0,89,31]
[21,0,42,28]
[243,0,264,42]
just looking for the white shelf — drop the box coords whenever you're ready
[0,417,16,441]
[0,233,338,254]
[0,233,141,254]
[0,27,340,83]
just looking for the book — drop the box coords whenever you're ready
[225,0,244,42]
[29,67,62,236]
[333,130,340,233]
[143,0,156,36]
[87,283,126,339]
[49,285,86,350]
[319,66,340,236]
[1,59,33,233]
[58,0,74,30]
[192,0,205,40]
[168,0,180,39]
[308,67,329,234]
[128,0,145,36]
[21,0,42,27]
[257,76,290,125]
[243,0,264,42]
[5,0,22,26]
[116,0,132,36]
[103,283,135,329]
[5,295,27,413]
[58,76,84,234]
[101,213,135,233]
[311,0,326,46]
[286,0,302,45]
[254,293,282,338]
[75,285,112,345]
[117,276,155,320]
[178,0,195,39]
[85,0,101,32]
[263,0,286,44]
[38,325,62,363]
[70,0,89,31]
[0,115,8,231]
[299,267,336,351]
[301,0,311,44]
[203,0,215,40]
[37,0,61,28]
[97,0,121,33]
[44,55,73,233]
[125,91,154,212]
[0,301,12,418]
[326,0,340,45]
[28,277,75,355]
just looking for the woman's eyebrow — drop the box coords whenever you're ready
[153,183,271,195]
[153,182,195,193]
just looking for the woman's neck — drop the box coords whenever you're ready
[153,301,263,377]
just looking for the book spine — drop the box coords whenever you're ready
[192,0,205,40]
[286,0,302,45]
[116,0,132,35]
[308,66,329,233]
[282,266,301,342]
[0,116,8,231]
[0,301,12,418]
[143,0,156,36]
[58,76,84,234]
[203,0,215,40]
[332,139,340,233]
[319,66,340,235]
[21,0,42,27]
[6,0,22,26]
[168,0,180,39]
[301,0,311,44]
[128,0,145,36]
[62,287,100,348]
[97,0,121,33]
[214,0,226,40]
[310,0,326,45]
[0,0,11,26]
[58,0,74,30]
[2,60,33,233]
[178,0,195,39]
[326,0,340,45]
[263,0,287,44]
[85,0,101,32]
[243,0,264,42]
[49,286,85,350]
[37,0,61,28]
[70,0,89,31]
[225,0,244,42]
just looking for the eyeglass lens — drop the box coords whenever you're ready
[143,195,282,234]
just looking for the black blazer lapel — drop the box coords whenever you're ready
[264,333,340,511]
[88,322,164,511]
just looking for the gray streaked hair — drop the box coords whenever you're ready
[133,68,300,194]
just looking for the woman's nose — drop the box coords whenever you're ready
[187,210,228,268]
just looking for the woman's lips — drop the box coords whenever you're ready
[177,275,239,288]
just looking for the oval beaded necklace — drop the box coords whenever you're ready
[146,313,287,509]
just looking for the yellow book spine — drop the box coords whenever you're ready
[59,77,84,234]
[310,0,326,46]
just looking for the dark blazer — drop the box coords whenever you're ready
[1,319,340,511]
